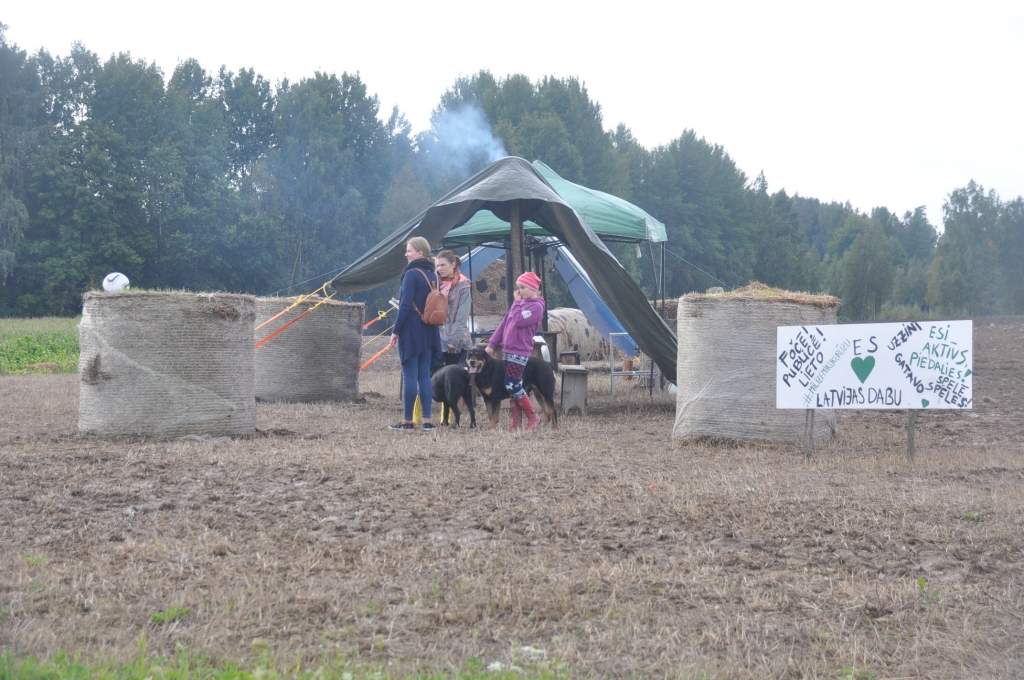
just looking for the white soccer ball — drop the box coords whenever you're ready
[102,272,130,292]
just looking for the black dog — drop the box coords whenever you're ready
[465,347,557,428]
[431,364,476,428]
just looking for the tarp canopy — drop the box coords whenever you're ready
[443,160,667,245]
[329,157,677,382]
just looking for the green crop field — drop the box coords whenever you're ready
[0,317,79,374]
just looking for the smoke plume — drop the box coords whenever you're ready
[424,104,508,180]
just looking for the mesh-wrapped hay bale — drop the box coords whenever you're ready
[79,291,255,437]
[255,297,364,402]
[674,283,839,443]
[546,308,609,360]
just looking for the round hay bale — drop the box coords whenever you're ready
[674,283,840,443]
[469,258,507,315]
[255,297,365,402]
[78,291,256,437]
[546,308,608,360]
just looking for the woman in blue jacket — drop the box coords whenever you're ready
[389,237,441,430]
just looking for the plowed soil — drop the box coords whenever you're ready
[1,318,1022,678]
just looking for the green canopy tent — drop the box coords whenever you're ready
[442,160,667,246]
[329,157,677,382]
[443,161,669,352]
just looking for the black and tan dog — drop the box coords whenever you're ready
[465,347,557,428]
[431,364,476,428]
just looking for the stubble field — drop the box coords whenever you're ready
[1,319,1022,678]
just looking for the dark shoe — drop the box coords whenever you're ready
[420,422,436,431]
[388,422,415,431]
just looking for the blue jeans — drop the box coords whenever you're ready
[401,350,433,421]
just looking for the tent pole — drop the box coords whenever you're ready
[467,245,475,343]
[504,237,514,307]
[539,245,549,333]
[646,241,659,300]
[660,242,666,321]
[509,200,524,288]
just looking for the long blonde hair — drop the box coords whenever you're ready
[407,236,431,259]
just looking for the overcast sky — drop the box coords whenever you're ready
[5,1,1022,228]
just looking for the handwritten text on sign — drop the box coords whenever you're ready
[776,320,973,410]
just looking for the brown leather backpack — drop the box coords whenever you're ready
[413,269,448,326]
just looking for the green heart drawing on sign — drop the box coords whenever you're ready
[964,369,972,378]
[921,399,929,408]
[850,355,875,383]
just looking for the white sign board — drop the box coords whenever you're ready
[776,320,973,410]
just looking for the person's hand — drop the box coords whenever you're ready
[389,334,398,348]
[447,344,455,352]
[485,346,496,357]
[513,289,521,301]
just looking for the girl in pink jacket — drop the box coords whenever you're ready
[486,271,546,431]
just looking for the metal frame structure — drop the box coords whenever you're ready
[456,236,668,351]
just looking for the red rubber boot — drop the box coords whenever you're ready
[519,397,541,432]
[509,399,522,431]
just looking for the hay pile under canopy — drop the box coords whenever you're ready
[78,291,256,437]
[255,297,364,402]
[469,258,507,315]
[546,307,608,360]
[674,283,839,443]
[649,298,678,324]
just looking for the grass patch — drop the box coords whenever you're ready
[0,648,567,680]
[838,668,877,680]
[22,554,48,568]
[0,317,78,374]
[149,606,191,625]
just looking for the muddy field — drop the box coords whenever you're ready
[1,319,1023,678]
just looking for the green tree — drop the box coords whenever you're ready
[218,66,275,184]
[0,25,43,287]
[891,259,930,309]
[880,207,937,310]
[927,182,1000,314]
[995,197,1024,313]
[10,45,110,313]
[834,223,896,320]
[893,206,937,263]
[636,131,753,294]
[792,195,859,258]
[158,59,250,291]
[260,72,400,291]
[608,124,650,201]
[13,49,181,313]
[749,176,821,290]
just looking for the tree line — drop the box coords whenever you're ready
[1,26,1021,320]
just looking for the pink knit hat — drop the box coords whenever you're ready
[516,271,542,291]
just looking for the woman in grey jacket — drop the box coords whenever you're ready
[434,250,473,366]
